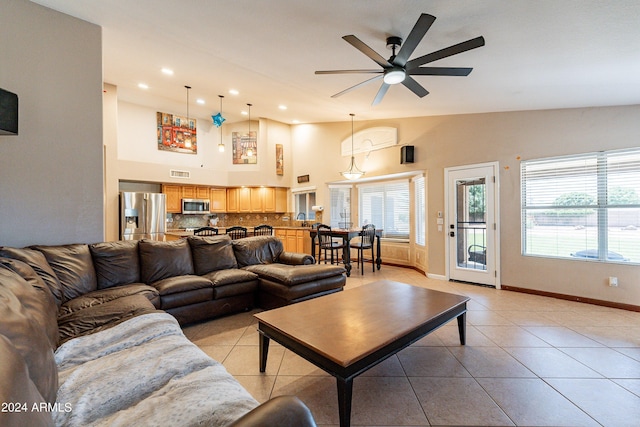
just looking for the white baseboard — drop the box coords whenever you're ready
[426,273,447,281]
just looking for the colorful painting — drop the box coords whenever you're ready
[232,131,257,164]
[276,144,284,175]
[157,112,197,154]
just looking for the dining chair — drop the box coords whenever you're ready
[316,224,345,265]
[193,226,218,236]
[351,224,376,274]
[226,226,248,239]
[253,224,273,236]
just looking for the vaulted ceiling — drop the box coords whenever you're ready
[32,0,640,124]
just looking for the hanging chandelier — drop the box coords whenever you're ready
[341,113,365,180]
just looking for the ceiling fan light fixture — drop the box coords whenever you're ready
[383,68,406,85]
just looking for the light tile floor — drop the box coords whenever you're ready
[183,266,640,426]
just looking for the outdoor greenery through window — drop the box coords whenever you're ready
[521,148,640,264]
[359,180,410,239]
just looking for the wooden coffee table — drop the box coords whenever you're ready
[254,280,469,427]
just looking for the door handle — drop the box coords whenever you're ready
[449,231,455,237]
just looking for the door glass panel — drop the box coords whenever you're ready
[456,178,487,270]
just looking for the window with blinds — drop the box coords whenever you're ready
[521,147,640,264]
[414,176,426,245]
[329,186,351,229]
[359,180,410,239]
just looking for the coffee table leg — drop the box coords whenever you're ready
[336,377,353,427]
[259,331,270,372]
[457,312,466,345]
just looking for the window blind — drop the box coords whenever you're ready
[414,176,426,245]
[521,147,640,263]
[359,180,410,239]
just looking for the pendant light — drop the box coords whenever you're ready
[184,85,192,148]
[217,95,225,152]
[246,103,253,157]
[341,113,365,180]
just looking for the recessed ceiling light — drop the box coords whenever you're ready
[161,68,174,76]
[196,99,205,105]
[138,83,149,89]
[292,120,300,124]
[278,105,287,110]
[241,110,248,116]
[229,89,239,95]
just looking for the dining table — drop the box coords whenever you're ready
[309,228,382,276]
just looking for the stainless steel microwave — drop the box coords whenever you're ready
[182,199,210,214]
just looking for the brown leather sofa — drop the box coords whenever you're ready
[0,235,342,426]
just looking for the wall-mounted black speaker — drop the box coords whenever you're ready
[401,145,414,164]
[0,88,19,135]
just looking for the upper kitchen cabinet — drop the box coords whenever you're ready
[162,184,182,213]
[210,188,226,212]
[226,188,239,213]
[181,185,210,199]
[238,187,252,212]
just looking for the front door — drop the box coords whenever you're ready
[445,163,500,287]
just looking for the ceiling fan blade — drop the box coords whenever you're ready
[402,76,429,98]
[393,13,436,66]
[331,74,383,98]
[372,83,390,106]
[343,35,391,68]
[409,67,473,76]
[406,36,485,70]
[315,69,383,75]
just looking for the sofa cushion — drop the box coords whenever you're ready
[152,275,213,296]
[0,246,63,306]
[202,269,259,287]
[139,239,194,284]
[89,240,141,289]
[0,268,58,405]
[244,263,345,287]
[32,244,97,303]
[0,258,59,349]
[232,236,284,267]
[188,234,238,275]
[160,288,214,310]
[57,294,160,344]
[0,335,54,427]
[59,283,160,316]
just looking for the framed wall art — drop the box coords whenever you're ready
[232,131,257,164]
[276,144,283,175]
[157,111,197,154]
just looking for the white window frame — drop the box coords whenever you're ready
[358,179,410,241]
[414,175,426,246]
[521,147,640,264]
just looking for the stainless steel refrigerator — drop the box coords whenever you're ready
[120,192,166,240]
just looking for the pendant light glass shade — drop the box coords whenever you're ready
[217,95,225,152]
[341,113,364,180]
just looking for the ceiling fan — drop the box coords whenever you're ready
[315,13,485,105]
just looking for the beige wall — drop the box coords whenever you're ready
[0,0,103,247]
[290,106,640,306]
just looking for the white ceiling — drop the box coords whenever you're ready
[32,0,640,124]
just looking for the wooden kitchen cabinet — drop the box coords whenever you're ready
[196,186,210,199]
[209,188,226,212]
[275,228,310,254]
[226,188,239,213]
[162,184,182,213]
[250,187,264,212]
[275,187,287,213]
[181,185,196,199]
[238,187,252,212]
